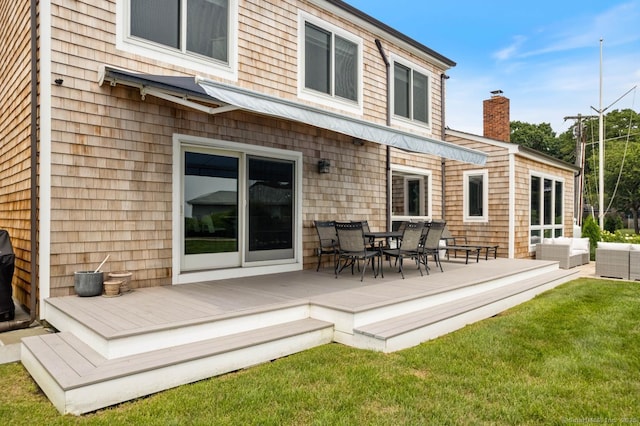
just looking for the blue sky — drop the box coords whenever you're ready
[345,0,640,135]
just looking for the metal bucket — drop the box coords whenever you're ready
[74,271,104,297]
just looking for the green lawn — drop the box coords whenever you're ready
[1,278,639,425]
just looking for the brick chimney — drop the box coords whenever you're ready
[483,90,510,142]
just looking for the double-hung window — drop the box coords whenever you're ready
[392,58,431,127]
[463,170,488,222]
[299,14,362,112]
[530,174,564,245]
[120,0,237,79]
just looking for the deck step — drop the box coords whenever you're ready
[352,269,577,352]
[21,318,334,415]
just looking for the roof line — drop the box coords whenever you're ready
[321,0,456,67]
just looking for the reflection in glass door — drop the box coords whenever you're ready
[183,150,239,270]
[245,156,294,262]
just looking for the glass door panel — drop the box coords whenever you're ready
[183,150,240,270]
[245,156,294,262]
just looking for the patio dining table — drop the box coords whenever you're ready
[364,231,403,248]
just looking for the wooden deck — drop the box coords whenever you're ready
[43,259,551,339]
[22,258,581,414]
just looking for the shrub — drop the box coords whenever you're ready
[604,214,624,233]
[582,215,600,260]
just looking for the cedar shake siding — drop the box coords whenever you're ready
[0,1,34,309]
[3,0,502,306]
[445,130,577,259]
[40,0,452,295]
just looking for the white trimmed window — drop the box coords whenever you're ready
[117,0,238,80]
[530,173,564,245]
[463,170,488,222]
[391,55,432,129]
[391,165,432,223]
[298,13,363,114]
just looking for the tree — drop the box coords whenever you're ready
[602,141,640,232]
[582,109,640,232]
[510,121,562,158]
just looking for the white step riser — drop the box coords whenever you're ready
[22,326,334,415]
[353,274,573,353]
[45,302,310,359]
[335,266,566,337]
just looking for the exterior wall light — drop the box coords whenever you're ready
[318,159,331,174]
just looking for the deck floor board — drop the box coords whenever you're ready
[46,259,559,339]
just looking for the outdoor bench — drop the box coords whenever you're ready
[445,244,499,264]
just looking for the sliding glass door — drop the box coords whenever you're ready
[183,150,240,270]
[181,148,296,272]
[245,156,294,262]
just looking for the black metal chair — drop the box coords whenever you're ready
[335,221,382,281]
[420,220,446,273]
[383,221,425,279]
[313,220,338,272]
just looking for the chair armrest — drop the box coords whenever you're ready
[536,243,571,268]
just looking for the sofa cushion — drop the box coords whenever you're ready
[552,237,571,246]
[597,242,631,250]
[572,238,589,252]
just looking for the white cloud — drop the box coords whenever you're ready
[493,35,527,61]
[509,2,640,59]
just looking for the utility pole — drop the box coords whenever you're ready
[564,114,596,226]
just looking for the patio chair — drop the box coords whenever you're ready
[335,221,383,281]
[313,220,338,272]
[383,221,425,279]
[352,220,377,248]
[420,220,446,273]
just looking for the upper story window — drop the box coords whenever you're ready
[131,0,228,62]
[298,13,363,114]
[392,56,432,130]
[118,0,238,80]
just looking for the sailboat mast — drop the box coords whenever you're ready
[598,38,604,229]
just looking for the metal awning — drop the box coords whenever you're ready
[98,65,486,165]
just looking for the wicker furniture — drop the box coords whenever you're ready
[535,237,590,269]
[629,249,640,281]
[595,242,634,280]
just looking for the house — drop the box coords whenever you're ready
[0,0,579,322]
[444,93,580,259]
[1,0,584,414]
[1,0,488,321]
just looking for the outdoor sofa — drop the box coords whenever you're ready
[535,237,590,269]
[595,242,640,280]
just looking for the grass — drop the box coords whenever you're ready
[1,278,639,425]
